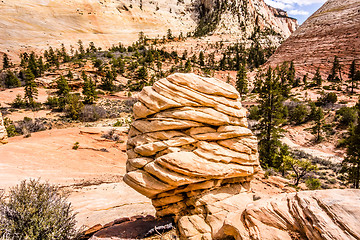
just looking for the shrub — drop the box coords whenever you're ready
[113,120,123,127]
[3,117,17,137]
[289,104,309,125]
[317,92,337,106]
[0,179,80,239]
[11,94,27,108]
[336,107,357,127]
[79,105,107,122]
[121,98,137,113]
[45,96,59,109]
[102,129,121,141]
[72,142,80,150]
[4,71,21,88]
[15,117,47,135]
[65,94,84,120]
[248,105,260,120]
[305,177,321,190]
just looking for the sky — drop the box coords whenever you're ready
[264,0,327,24]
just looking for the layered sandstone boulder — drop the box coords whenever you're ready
[124,73,260,225]
[0,112,8,144]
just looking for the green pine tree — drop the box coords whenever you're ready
[287,61,295,86]
[82,75,97,104]
[4,70,21,88]
[24,69,38,107]
[56,75,70,110]
[199,51,205,67]
[2,53,11,69]
[341,102,360,188]
[257,67,287,168]
[236,64,248,97]
[328,56,342,82]
[101,70,116,91]
[184,60,192,73]
[66,70,74,81]
[311,107,324,142]
[313,68,322,86]
[348,60,358,94]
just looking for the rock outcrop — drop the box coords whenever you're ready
[124,73,260,239]
[0,0,297,58]
[223,189,360,240]
[0,112,8,144]
[267,0,360,79]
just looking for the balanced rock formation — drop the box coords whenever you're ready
[267,0,360,78]
[0,112,8,144]
[124,73,260,238]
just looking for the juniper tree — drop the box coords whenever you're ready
[284,157,317,186]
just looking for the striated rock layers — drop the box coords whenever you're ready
[267,0,360,79]
[124,73,260,238]
[0,0,297,58]
[0,112,8,144]
[223,189,360,240]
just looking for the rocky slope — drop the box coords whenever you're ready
[0,0,297,59]
[267,0,360,78]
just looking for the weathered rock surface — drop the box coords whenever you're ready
[0,112,8,144]
[124,73,260,238]
[223,189,360,240]
[267,0,360,79]
[0,0,296,58]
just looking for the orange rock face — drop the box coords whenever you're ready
[267,0,360,79]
